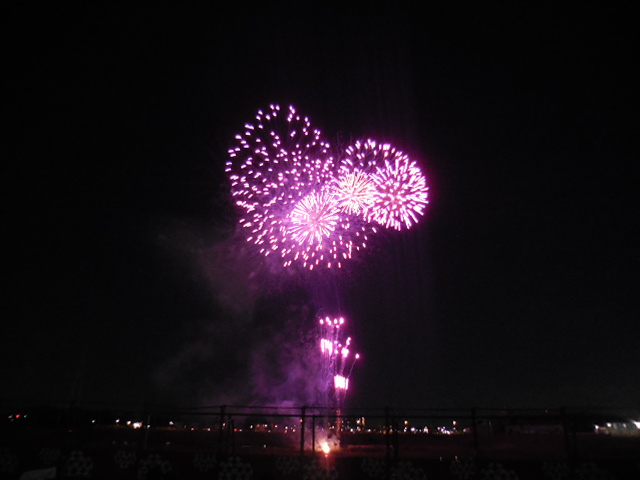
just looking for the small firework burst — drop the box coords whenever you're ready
[287,189,341,246]
[331,170,376,216]
[343,139,429,230]
[318,316,359,400]
[368,151,429,230]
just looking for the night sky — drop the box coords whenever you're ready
[4,4,638,411]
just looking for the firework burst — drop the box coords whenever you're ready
[342,139,429,230]
[331,170,376,216]
[226,105,429,270]
[226,105,336,265]
[288,189,340,246]
[275,187,375,269]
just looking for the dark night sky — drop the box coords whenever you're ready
[4,4,638,411]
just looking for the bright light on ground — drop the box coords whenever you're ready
[321,442,331,455]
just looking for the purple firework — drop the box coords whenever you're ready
[318,316,359,398]
[279,185,375,269]
[342,139,429,230]
[226,105,429,270]
[331,169,377,216]
[226,105,336,265]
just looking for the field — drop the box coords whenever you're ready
[2,421,639,479]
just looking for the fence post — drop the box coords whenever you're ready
[230,419,236,456]
[311,415,317,457]
[561,406,572,460]
[471,408,479,457]
[143,412,151,451]
[300,406,307,456]
[393,417,399,460]
[218,405,226,457]
[385,406,391,461]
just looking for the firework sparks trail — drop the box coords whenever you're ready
[226,105,429,270]
[318,316,360,403]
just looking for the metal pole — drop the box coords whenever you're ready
[143,413,151,451]
[312,415,317,457]
[561,406,572,460]
[393,419,399,460]
[385,406,392,479]
[300,406,307,456]
[472,408,479,457]
[230,419,235,456]
[218,405,226,457]
[385,406,391,460]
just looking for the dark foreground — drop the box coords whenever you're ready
[1,425,639,479]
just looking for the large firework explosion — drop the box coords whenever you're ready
[224,104,429,429]
[226,104,429,271]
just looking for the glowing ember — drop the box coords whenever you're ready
[321,442,331,455]
[334,375,349,390]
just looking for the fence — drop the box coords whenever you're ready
[2,401,638,462]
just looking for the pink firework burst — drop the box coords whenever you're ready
[225,105,336,265]
[331,170,376,216]
[277,189,371,270]
[226,104,334,210]
[226,106,429,270]
[343,139,429,230]
[368,152,429,230]
[287,189,340,246]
